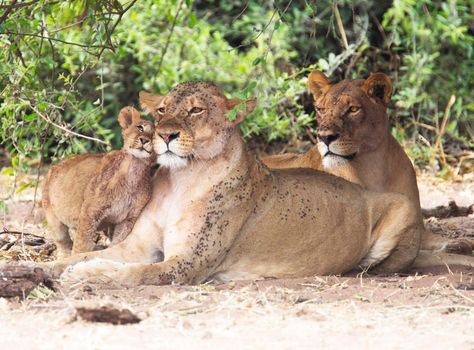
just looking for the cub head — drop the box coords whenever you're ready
[118,106,154,159]
[140,82,256,169]
[307,71,392,168]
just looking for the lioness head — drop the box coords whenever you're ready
[118,107,154,159]
[139,82,256,169]
[307,71,392,168]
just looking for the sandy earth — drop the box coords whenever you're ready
[0,171,473,349]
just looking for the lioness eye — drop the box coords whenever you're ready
[350,106,360,113]
[190,107,204,114]
[157,107,165,114]
[136,125,144,132]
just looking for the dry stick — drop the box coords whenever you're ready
[1,228,45,240]
[231,0,250,23]
[334,2,349,50]
[434,95,456,167]
[449,283,474,305]
[156,0,184,75]
[19,99,109,145]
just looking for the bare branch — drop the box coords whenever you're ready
[0,0,17,25]
[4,31,110,50]
[156,0,184,75]
[96,0,139,58]
[19,98,109,146]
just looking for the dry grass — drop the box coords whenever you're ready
[1,170,474,349]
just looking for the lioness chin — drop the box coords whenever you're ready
[43,82,423,287]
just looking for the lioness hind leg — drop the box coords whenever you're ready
[421,230,472,255]
[412,251,474,270]
[369,225,423,273]
[361,197,422,273]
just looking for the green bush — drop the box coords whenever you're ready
[0,0,472,174]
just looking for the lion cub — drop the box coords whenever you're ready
[42,107,154,257]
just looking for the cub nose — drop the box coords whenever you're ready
[159,132,180,145]
[318,133,340,145]
[139,137,150,145]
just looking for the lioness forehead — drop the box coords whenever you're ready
[319,79,366,105]
[166,81,224,102]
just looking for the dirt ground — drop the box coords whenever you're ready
[0,171,473,349]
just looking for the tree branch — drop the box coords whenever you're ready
[19,98,109,146]
[4,31,109,50]
[156,0,184,75]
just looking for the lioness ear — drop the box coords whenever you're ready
[226,98,257,127]
[307,71,331,100]
[139,91,164,115]
[118,107,140,129]
[362,73,392,106]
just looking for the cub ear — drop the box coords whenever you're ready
[139,91,164,115]
[226,98,257,128]
[362,73,392,106]
[307,71,331,100]
[118,107,141,129]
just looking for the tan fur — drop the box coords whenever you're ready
[42,107,154,257]
[45,82,424,286]
[262,71,472,257]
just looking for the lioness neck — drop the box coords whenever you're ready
[327,131,420,208]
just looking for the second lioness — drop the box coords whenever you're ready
[263,71,471,254]
[42,107,154,256]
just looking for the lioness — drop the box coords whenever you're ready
[263,71,472,255]
[45,82,423,286]
[42,107,154,257]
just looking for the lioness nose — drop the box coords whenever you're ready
[139,137,149,145]
[159,132,180,145]
[318,133,340,145]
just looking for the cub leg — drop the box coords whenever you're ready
[72,204,108,254]
[111,218,136,245]
[45,214,164,276]
[44,208,72,258]
[110,202,147,245]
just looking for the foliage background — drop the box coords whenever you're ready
[1,0,473,178]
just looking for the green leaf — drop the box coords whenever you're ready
[252,57,263,66]
[0,201,9,215]
[227,109,237,121]
[1,167,14,176]
[188,13,198,28]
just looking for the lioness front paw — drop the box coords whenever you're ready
[60,258,137,286]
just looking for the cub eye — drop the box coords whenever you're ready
[136,125,144,132]
[349,106,361,113]
[190,107,204,114]
[157,107,165,114]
